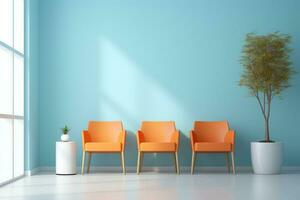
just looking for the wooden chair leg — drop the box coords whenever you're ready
[139,152,144,173]
[87,152,92,173]
[225,153,230,173]
[191,152,196,174]
[175,152,180,174]
[81,151,86,175]
[231,152,236,174]
[137,151,141,174]
[173,153,178,173]
[121,151,126,174]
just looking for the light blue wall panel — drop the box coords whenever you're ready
[38,0,300,167]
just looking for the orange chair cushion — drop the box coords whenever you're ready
[194,142,231,152]
[88,121,123,142]
[193,121,229,143]
[84,142,121,152]
[140,121,176,142]
[140,142,176,152]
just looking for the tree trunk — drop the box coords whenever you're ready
[265,117,270,142]
[256,92,271,142]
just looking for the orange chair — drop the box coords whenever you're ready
[136,121,180,174]
[190,121,235,174]
[81,121,126,174]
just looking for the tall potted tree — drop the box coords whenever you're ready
[239,32,294,174]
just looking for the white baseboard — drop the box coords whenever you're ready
[26,166,300,175]
[38,166,249,173]
[25,167,41,176]
[282,166,300,172]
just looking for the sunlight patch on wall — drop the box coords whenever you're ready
[98,37,189,127]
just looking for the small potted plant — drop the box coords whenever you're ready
[239,32,294,174]
[61,125,71,142]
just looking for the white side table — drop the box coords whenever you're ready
[56,141,77,175]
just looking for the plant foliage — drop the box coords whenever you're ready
[61,125,70,135]
[239,32,294,142]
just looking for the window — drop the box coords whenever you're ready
[0,0,24,185]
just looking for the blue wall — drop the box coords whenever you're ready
[39,0,300,167]
[25,0,40,170]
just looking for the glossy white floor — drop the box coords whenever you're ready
[0,170,300,200]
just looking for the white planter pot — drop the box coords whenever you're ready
[251,142,283,174]
[61,134,70,142]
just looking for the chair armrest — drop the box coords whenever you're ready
[119,130,126,152]
[136,130,144,150]
[82,130,90,150]
[190,131,196,152]
[171,130,180,151]
[225,130,235,151]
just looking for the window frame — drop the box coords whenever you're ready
[0,0,24,186]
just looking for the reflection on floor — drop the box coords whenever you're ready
[0,170,299,200]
